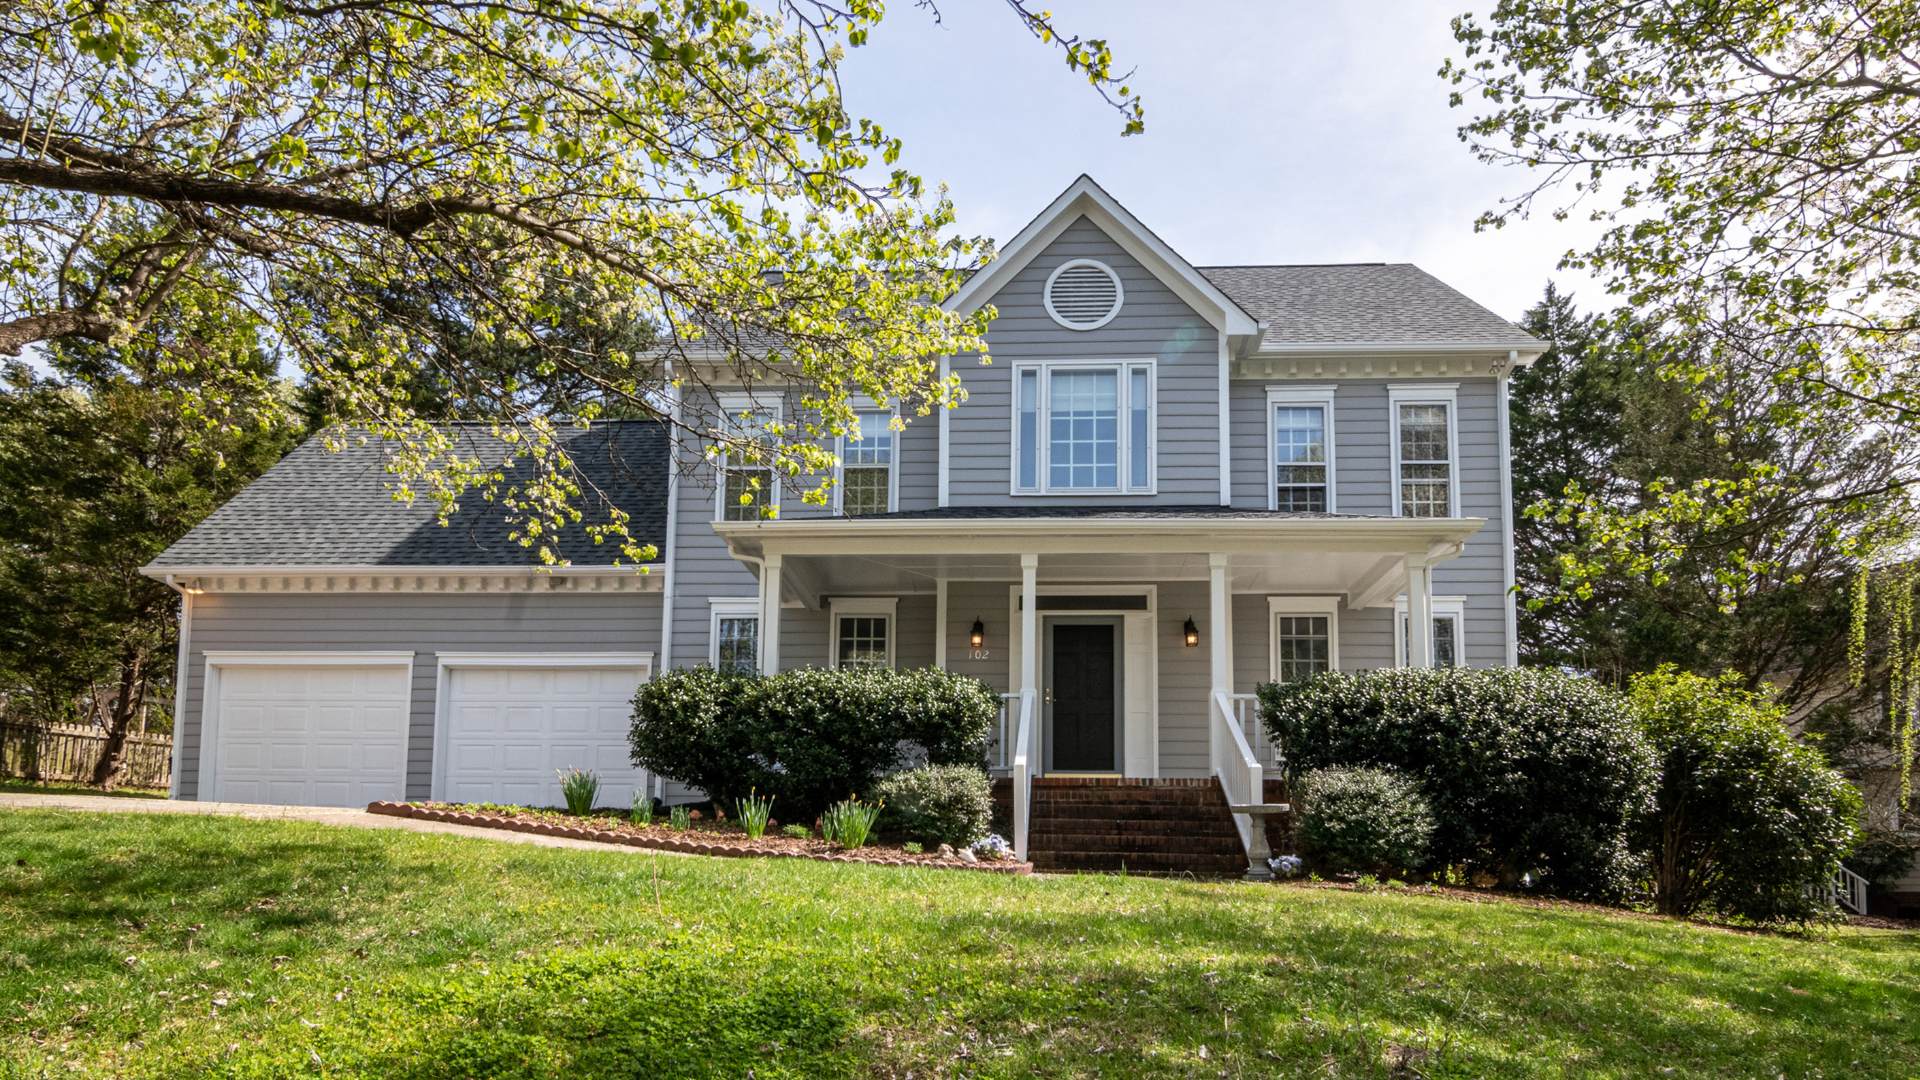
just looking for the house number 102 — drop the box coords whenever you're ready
[969,648,992,661]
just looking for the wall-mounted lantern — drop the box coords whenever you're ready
[1183,616,1200,648]
[970,618,986,650]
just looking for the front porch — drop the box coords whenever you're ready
[713,509,1485,865]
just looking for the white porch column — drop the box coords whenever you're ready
[1208,553,1231,695]
[1019,555,1039,697]
[1404,556,1432,668]
[760,553,784,674]
[933,577,949,670]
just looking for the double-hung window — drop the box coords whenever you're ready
[1396,596,1465,668]
[1013,361,1154,495]
[839,408,895,516]
[829,598,897,669]
[716,394,778,522]
[709,599,761,674]
[1389,384,1458,518]
[1268,597,1340,683]
[1266,386,1335,512]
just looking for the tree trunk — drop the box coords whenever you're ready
[90,647,145,790]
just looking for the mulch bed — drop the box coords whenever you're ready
[366,801,1032,875]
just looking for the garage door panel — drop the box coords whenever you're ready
[211,663,410,808]
[442,664,648,809]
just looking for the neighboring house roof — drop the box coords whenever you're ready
[147,421,669,569]
[1200,263,1543,350]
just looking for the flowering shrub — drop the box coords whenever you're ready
[872,764,992,848]
[1294,767,1435,878]
[971,833,1013,861]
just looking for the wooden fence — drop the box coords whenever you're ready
[0,723,171,789]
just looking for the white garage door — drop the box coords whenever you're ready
[440,663,650,809]
[209,662,411,807]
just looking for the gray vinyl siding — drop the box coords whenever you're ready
[946,216,1224,505]
[1227,376,1511,666]
[896,409,939,511]
[177,591,662,801]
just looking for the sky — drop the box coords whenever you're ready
[836,1,1608,324]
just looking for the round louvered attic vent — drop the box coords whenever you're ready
[1043,258,1124,330]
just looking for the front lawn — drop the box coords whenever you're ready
[1,811,1915,1078]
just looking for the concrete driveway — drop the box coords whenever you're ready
[0,792,677,854]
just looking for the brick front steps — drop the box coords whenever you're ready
[365,802,1032,875]
[993,777,1264,876]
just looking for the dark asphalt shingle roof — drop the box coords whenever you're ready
[1199,263,1542,348]
[149,421,669,568]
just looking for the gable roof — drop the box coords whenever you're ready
[946,174,1261,340]
[1201,263,1542,351]
[146,421,669,570]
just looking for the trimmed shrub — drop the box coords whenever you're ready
[1294,767,1434,878]
[1261,667,1655,901]
[1630,668,1861,923]
[872,764,993,848]
[630,666,997,821]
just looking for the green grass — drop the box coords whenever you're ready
[0,780,165,799]
[0,811,1915,1078]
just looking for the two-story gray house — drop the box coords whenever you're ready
[144,176,1544,873]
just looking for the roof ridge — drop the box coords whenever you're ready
[1197,262,1392,270]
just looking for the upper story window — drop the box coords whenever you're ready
[1389,384,1458,518]
[1043,259,1125,330]
[1266,386,1336,513]
[716,393,778,522]
[839,408,895,516]
[1013,361,1154,495]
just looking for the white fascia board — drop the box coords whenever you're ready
[1255,341,1546,363]
[140,562,664,580]
[944,175,1259,338]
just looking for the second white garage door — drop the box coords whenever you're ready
[437,657,651,810]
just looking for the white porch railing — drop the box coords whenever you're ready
[1011,688,1037,863]
[1816,864,1871,915]
[1229,692,1284,773]
[988,692,1020,772]
[1211,689,1264,855]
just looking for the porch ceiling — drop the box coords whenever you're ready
[713,513,1485,610]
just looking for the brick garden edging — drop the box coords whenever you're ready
[365,801,1033,875]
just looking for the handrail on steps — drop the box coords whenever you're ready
[1011,689,1037,863]
[1212,689,1270,878]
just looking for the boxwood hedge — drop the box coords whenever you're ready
[1260,667,1655,901]
[630,666,997,820]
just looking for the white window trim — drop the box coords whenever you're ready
[708,597,761,671]
[1387,383,1460,518]
[828,596,899,669]
[1266,596,1342,682]
[1043,258,1125,331]
[1265,384,1337,513]
[1395,594,1467,667]
[429,652,654,801]
[196,650,415,805]
[1008,358,1157,496]
[714,391,782,522]
[835,404,900,516]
